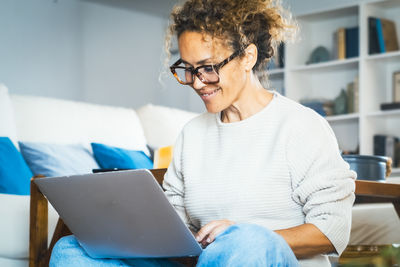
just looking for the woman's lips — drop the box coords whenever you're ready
[199,88,221,101]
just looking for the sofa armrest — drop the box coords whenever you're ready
[0,193,30,259]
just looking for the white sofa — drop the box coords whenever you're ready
[1,84,400,266]
[0,84,197,267]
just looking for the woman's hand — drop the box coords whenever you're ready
[195,220,235,247]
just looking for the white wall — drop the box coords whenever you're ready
[81,0,167,108]
[0,0,204,112]
[1,0,379,113]
[0,0,82,100]
[79,0,205,112]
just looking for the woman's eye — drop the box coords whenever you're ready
[203,66,214,73]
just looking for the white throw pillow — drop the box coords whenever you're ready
[136,104,199,148]
[11,94,149,155]
[0,84,18,148]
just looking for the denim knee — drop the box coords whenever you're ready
[197,223,299,267]
[50,235,129,267]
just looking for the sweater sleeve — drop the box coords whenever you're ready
[162,132,191,228]
[286,111,356,256]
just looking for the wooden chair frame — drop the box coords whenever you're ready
[29,169,400,266]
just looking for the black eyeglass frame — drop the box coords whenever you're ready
[170,48,245,85]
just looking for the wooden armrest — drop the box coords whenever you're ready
[150,168,167,185]
[30,176,72,267]
[30,175,48,267]
[355,180,400,218]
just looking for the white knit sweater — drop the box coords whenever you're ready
[163,93,356,266]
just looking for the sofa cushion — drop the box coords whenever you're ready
[136,104,198,148]
[91,143,153,170]
[0,137,32,195]
[0,84,18,148]
[19,142,100,177]
[11,94,149,155]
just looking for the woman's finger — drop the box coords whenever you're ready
[195,221,220,242]
[206,223,231,243]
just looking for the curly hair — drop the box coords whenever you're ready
[165,0,296,75]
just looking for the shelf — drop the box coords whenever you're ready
[365,50,400,63]
[267,68,284,76]
[368,0,400,9]
[367,109,400,117]
[284,0,400,155]
[392,168,400,174]
[298,5,358,21]
[290,57,359,72]
[326,113,359,122]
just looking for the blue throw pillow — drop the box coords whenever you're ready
[91,143,153,170]
[19,142,100,177]
[0,137,33,195]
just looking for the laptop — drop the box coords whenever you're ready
[35,169,202,259]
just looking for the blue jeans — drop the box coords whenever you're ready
[50,224,299,267]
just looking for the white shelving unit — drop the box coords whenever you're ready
[276,0,400,177]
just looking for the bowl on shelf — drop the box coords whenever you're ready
[342,155,391,181]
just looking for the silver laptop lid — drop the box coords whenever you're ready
[35,169,202,258]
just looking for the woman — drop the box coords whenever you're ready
[51,0,356,266]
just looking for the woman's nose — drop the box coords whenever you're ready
[192,75,206,90]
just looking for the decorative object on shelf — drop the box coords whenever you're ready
[393,71,400,102]
[342,154,390,181]
[333,89,348,115]
[306,46,330,65]
[300,98,333,117]
[368,16,399,55]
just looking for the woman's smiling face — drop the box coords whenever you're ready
[178,31,248,114]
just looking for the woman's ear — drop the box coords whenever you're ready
[243,44,258,71]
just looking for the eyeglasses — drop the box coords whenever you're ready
[170,49,244,85]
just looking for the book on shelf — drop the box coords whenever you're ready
[354,76,359,113]
[380,102,400,111]
[376,18,386,53]
[368,17,380,54]
[332,30,338,60]
[337,28,346,60]
[374,135,399,164]
[368,16,399,55]
[333,27,359,60]
[381,18,399,52]
[346,77,359,113]
[267,43,285,70]
[347,82,354,113]
[345,27,359,58]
